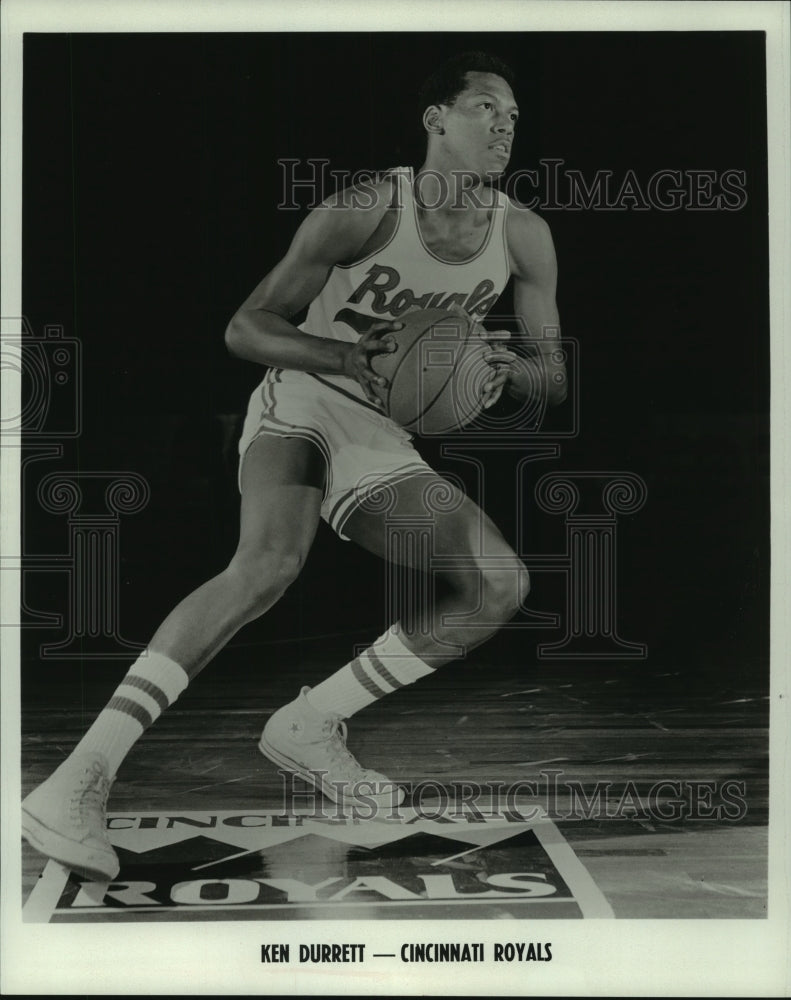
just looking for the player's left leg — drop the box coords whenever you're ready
[261,472,528,811]
[342,472,529,665]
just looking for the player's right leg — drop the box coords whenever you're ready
[146,432,325,675]
[21,434,325,881]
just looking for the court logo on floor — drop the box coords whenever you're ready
[24,809,613,922]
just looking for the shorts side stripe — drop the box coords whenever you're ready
[255,372,333,461]
[328,464,435,536]
[256,368,280,420]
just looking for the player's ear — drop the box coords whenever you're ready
[423,105,446,136]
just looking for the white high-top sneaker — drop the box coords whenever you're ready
[22,752,119,881]
[259,686,404,811]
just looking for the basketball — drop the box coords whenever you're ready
[371,308,491,434]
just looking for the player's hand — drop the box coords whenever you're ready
[343,320,402,406]
[480,334,517,408]
[446,301,487,339]
[445,304,514,408]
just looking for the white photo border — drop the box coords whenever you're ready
[1,1,789,995]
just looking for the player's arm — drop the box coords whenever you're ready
[225,188,400,403]
[485,206,566,407]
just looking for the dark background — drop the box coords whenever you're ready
[21,32,769,690]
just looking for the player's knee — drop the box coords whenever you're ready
[228,548,305,613]
[481,559,530,620]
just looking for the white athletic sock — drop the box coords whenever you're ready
[71,650,189,777]
[306,625,435,719]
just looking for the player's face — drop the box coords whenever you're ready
[441,72,519,178]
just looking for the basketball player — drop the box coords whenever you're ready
[22,51,566,881]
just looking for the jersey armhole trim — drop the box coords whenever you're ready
[501,191,512,282]
[335,170,405,271]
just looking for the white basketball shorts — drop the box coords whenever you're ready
[237,368,435,540]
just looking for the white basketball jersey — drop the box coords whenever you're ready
[300,166,511,409]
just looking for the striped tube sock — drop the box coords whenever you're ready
[306,625,435,719]
[71,650,189,777]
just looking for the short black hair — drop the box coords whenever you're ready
[417,51,516,118]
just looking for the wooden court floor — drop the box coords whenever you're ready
[20,645,768,919]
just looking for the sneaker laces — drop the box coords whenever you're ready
[68,761,111,829]
[316,719,385,782]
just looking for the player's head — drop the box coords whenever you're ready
[418,52,518,179]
